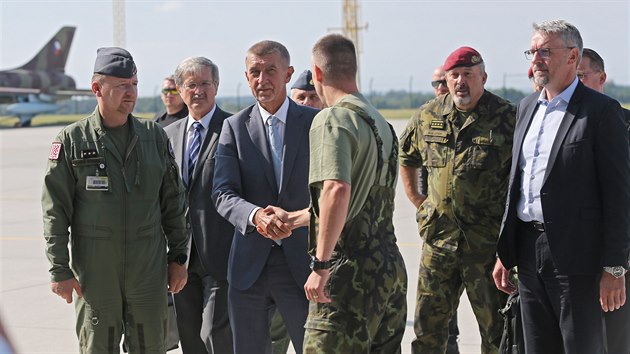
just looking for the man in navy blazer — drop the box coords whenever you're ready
[493,20,630,353]
[164,57,234,354]
[212,40,317,354]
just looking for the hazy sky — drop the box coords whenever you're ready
[1,0,628,98]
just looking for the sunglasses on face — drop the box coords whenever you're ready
[431,80,447,89]
[162,88,179,95]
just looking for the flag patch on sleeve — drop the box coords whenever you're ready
[49,142,62,160]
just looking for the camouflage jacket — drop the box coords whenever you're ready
[400,91,516,241]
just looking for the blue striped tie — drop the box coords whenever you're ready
[188,122,203,185]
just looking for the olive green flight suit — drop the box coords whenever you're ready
[304,102,408,353]
[399,91,516,354]
[42,108,188,353]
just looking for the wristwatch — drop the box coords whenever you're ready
[310,256,332,271]
[603,266,627,278]
[171,254,188,266]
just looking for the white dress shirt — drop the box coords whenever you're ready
[517,77,579,222]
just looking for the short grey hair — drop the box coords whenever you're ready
[174,57,219,86]
[533,20,583,64]
[91,73,107,84]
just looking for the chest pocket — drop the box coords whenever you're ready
[423,130,449,168]
[71,142,108,189]
[469,136,498,169]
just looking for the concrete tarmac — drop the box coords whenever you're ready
[0,119,487,353]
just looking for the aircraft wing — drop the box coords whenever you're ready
[0,87,92,97]
[53,89,93,96]
[0,87,41,95]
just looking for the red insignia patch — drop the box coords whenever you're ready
[49,142,62,160]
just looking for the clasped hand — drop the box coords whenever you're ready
[255,206,292,240]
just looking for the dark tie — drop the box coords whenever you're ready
[188,121,203,185]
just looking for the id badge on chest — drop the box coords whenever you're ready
[86,175,109,191]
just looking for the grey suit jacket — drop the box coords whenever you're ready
[165,106,234,281]
[212,99,317,290]
[497,82,630,274]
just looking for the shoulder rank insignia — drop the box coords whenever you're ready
[49,142,62,160]
[430,120,446,130]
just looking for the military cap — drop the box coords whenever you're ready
[93,47,137,78]
[528,66,534,79]
[443,46,483,71]
[291,70,315,90]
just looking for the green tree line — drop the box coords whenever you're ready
[9,82,630,116]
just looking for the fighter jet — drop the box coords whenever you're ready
[0,26,91,127]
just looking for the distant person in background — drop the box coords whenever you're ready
[577,47,630,354]
[577,48,607,93]
[154,75,189,127]
[431,65,449,97]
[400,46,515,354]
[290,70,323,109]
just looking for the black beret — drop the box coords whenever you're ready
[291,70,315,91]
[93,47,137,78]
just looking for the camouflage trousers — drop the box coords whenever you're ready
[303,249,407,353]
[412,239,507,354]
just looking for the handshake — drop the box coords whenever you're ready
[254,206,309,240]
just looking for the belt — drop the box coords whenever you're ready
[527,220,545,232]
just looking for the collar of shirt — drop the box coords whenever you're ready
[185,104,216,132]
[257,96,289,124]
[537,76,579,110]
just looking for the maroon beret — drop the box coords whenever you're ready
[443,46,483,71]
[527,66,534,78]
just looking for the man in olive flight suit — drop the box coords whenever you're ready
[399,47,516,354]
[42,47,189,353]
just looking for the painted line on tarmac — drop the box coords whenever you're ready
[0,236,41,241]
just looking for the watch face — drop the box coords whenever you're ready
[613,267,624,277]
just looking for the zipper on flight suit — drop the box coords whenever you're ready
[121,134,139,295]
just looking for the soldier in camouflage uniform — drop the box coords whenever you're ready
[302,34,407,353]
[42,48,189,353]
[399,47,516,354]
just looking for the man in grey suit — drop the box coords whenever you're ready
[164,57,234,354]
[212,40,317,354]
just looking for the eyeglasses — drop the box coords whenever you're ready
[431,80,447,89]
[524,47,575,60]
[161,88,178,95]
[182,81,215,91]
[577,71,600,80]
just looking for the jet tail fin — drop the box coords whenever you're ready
[19,26,76,73]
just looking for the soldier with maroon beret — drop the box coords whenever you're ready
[399,46,516,354]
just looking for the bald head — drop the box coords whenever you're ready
[431,66,448,97]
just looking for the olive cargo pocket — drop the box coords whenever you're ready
[423,131,449,167]
[470,136,498,169]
